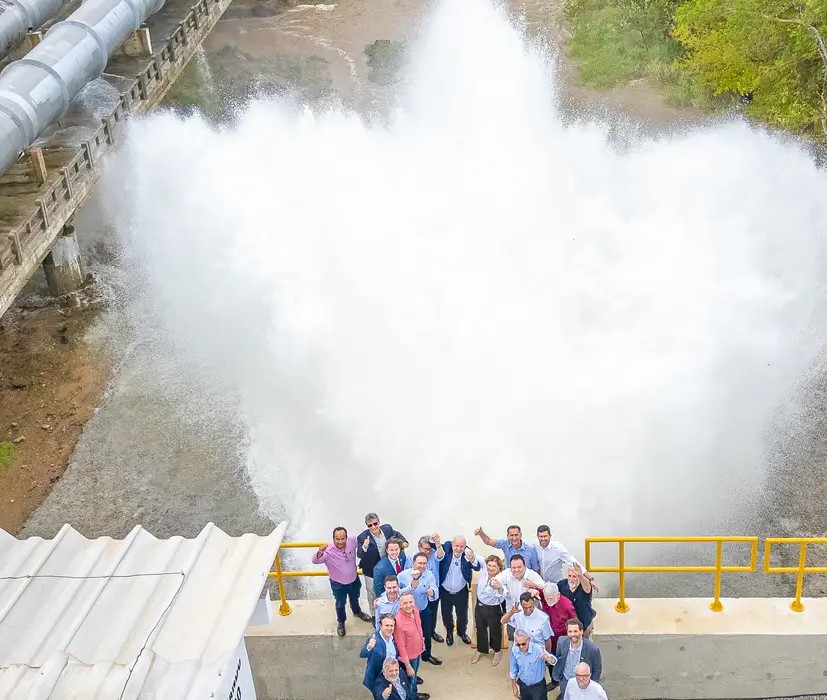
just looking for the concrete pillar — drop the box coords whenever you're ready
[42,224,85,297]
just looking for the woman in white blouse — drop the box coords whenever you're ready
[471,554,507,666]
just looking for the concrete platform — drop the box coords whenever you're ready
[245,598,827,699]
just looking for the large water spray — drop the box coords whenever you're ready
[104,0,827,554]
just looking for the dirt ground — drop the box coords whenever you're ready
[0,291,110,534]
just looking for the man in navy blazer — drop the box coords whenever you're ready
[361,614,398,690]
[371,538,408,598]
[552,618,602,696]
[373,659,426,700]
[357,513,408,606]
[437,535,481,646]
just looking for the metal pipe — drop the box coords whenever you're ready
[0,0,64,60]
[0,0,165,174]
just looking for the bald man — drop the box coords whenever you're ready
[436,534,481,645]
[563,663,608,700]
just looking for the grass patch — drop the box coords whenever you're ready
[565,5,682,89]
[0,441,14,470]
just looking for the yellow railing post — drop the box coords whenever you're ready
[616,541,630,613]
[792,542,807,613]
[273,552,292,616]
[709,539,723,612]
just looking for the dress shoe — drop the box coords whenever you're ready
[336,622,345,637]
[446,632,454,646]
[431,632,444,643]
[425,656,443,666]
[471,651,482,664]
[416,676,423,685]
[459,633,472,645]
[417,694,431,700]
[354,611,373,623]
[492,651,502,667]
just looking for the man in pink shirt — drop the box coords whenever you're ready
[394,593,430,700]
[312,526,373,636]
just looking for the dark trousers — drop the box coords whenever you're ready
[474,602,503,653]
[329,577,363,623]
[420,604,435,660]
[440,586,469,636]
[518,679,548,700]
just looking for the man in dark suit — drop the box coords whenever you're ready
[361,614,398,691]
[373,658,428,700]
[437,535,481,645]
[552,618,602,696]
[357,513,408,606]
[372,538,408,598]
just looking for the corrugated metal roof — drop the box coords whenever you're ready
[0,521,286,700]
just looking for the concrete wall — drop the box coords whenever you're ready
[245,598,827,700]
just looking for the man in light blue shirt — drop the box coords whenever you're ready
[374,576,402,628]
[398,552,442,665]
[476,524,541,572]
[510,631,556,699]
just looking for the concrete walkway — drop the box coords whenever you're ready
[246,599,555,699]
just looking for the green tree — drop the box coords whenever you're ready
[674,0,827,135]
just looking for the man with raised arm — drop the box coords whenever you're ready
[406,534,446,645]
[534,525,598,591]
[476,524,541,573]
[510,631,556,700]
[311,526,373,636]
[491,554,545,642]
[437,535,481,646]
[502,591,553,652]
[361,614,398,691]
[398,552,442,666]
[373,659,413,700]
[358,513,408,607]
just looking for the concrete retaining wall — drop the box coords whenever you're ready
[245,598,827,700]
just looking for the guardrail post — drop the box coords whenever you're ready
[273,552,292,616]
[616,541,629,613]
[791,542,807,613]
[710,540,724,612]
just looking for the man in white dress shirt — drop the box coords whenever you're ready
[534,526,599,591]
[564,662,608,700]
[491,554,544,642]
[502,592,554,652]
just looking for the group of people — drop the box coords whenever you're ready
[310,514,608,700]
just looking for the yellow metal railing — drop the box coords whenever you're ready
[268,535,827,617]
[268,541,364,617]
[764,537,827,612]
[585,536,759,614]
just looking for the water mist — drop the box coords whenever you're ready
[103,0,827,569]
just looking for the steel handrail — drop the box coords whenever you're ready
[267,541,366,616]
[585,536,759,613]
[764,537,827,612]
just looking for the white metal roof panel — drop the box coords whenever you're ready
[0,521,286,700]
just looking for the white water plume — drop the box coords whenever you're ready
[105,0,827,557]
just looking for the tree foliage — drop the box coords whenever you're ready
[673,0,827,135]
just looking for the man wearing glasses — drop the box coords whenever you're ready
[358,513,408,607]
[563,663,608,700]
[552,619,602,697]
[509,630,556,699]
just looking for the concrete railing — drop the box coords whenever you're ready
[0,0,233,316]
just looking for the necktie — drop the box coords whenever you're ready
[394,560,402,574]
